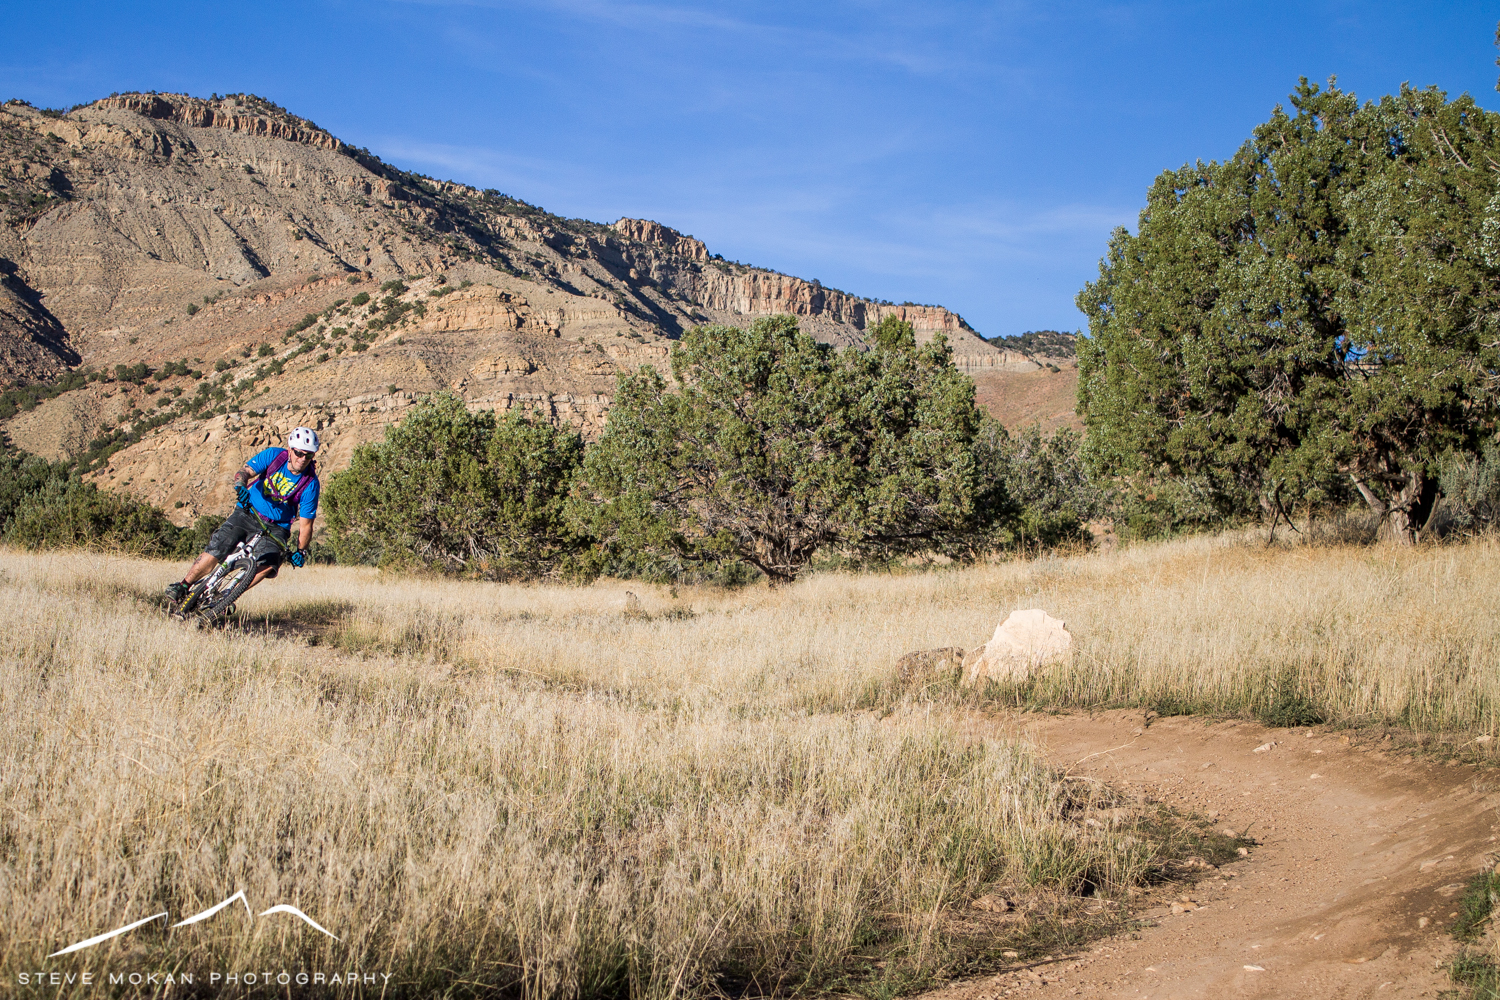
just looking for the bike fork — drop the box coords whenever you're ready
[176,560,231,617]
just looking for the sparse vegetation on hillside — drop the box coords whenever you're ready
[0,369,88,419]
[0,104,74,227]
[985,330,1077,357]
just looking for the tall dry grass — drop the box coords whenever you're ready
[233,532,1500,732]
[0,551,1151,1000]
[6,533,1495,997]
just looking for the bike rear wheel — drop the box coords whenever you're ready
[195,560,257,627]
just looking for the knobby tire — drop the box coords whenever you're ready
[195,561,256,627]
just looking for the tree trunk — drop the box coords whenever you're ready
[1355,471,1436,545]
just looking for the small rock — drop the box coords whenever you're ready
[1253,741,1278,753]
[1310,773,1322,779]
[1001,951,1020,960]
[1476,734,1494,744]
[895,647,964,686]
[970,893,1014,912]
[1222,827,1238,838]
[1244,965,1265,971]
[1418,916,1430,928]
[1237,847,1250,857]
[1306,731,1315,738]
[1171,899,1200,914]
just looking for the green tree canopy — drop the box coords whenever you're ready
[7,473,188,556]
[1078,79,1500,542]
[973,419,1104,551]
[569,315,986,584]
[324,392,585,578]
[868,314,916,352]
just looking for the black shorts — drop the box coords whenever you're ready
[204,508,291,576]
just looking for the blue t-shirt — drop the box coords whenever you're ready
[245,447,320,528]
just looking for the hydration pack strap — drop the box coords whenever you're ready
[261,449,316,508]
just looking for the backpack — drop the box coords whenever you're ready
[260,449,317,509]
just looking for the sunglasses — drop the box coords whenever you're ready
[291,449,314,460]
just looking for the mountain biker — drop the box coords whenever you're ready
[164,427,321,604]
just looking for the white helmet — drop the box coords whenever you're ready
[288,427,320,453]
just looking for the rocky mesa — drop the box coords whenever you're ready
[0,91,1073,522]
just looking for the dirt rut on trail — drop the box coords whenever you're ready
[937,711,1500,999]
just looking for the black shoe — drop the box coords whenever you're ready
[165,581,190,603]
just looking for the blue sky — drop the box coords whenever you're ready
[4,2,1499,337]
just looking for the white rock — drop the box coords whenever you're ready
[960,609,1072,686]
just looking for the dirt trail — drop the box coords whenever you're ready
[938,711,1500,999]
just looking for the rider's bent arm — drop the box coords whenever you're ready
[295,516,314,552]
[235,465,260,488]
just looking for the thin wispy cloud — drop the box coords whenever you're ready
[388,0,1001,78]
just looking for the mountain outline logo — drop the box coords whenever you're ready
[49,891,338,958]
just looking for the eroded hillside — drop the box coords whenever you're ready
[0,91,1065,521]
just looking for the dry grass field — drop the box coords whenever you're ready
[2,531,1496,998]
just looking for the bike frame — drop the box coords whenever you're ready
[214,506,294,575]
[177,505,297,618]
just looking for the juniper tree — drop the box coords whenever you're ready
[1078,79,1500,542]
[569,315,986,585]
[324,392,585,578]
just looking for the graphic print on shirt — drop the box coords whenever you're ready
[263,465,302,502]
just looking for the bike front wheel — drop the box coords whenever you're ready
[195,560,257,627]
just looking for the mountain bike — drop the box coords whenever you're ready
[170,505,295,626]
